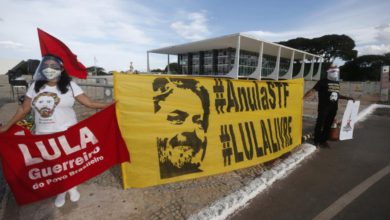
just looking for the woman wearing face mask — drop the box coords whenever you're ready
[0,55,111,207]
[304,64,354,148]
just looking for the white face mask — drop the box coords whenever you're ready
[327,70,340,81]
[42,68,61,80]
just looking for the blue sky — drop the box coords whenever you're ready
[0,0,389,71]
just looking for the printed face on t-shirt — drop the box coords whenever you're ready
[32,92,60,118]
[330,92,338,101]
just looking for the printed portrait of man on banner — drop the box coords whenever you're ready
[152,78,210,179]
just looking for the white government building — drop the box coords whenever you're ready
[147,32,324,81]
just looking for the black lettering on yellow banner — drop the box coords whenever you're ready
[220,80,290,114]
[114,73,303,188]
[218,116,293,166]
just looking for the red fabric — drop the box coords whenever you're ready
[37,28,87,79]
[0,104,130,205]
[7,123,31,136]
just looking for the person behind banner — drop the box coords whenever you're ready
[304,64,354,148]
[153,77,210,179]
[0,55,111,207]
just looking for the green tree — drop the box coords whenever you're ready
[150,68,164,73]
[278,37,315,53]
[384,52,390,60]
[87,66,108,75]
[340,55,390,81]
[164,63,180,74]
[279,34,358,64]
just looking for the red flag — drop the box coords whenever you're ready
[0,104,130,205]
[37,28,87,79]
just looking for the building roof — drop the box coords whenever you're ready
[149,32,321,59]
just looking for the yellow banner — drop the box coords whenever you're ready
[114,73,303,188]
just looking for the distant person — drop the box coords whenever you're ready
[304,64,353,148]
[129,61,134,73]
[152,77,210,179]
[0,55,111,207]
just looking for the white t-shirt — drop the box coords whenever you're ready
[26,81,84,134]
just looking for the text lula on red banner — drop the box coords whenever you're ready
[0,104,130,205]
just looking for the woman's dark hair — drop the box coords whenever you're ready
[34,71,72,94]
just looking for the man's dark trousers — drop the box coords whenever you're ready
[314,107,337,144]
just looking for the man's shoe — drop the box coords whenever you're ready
[322,142,330,148]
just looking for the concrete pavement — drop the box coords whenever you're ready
[231,107,390,220]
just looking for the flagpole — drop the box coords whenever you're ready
[94,56,97,76]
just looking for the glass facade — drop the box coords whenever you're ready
[312,62,320,77]
[292,60,302,77]
[217,48,235,75]
[303,61,311,77]
[204,50,213,75]
[177,48,279,77]
[239,51,258,76]
[178,54,189,74]
[261,54,277,77]
[279,57,291,77]
[192,53,200,75]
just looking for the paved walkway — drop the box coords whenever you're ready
[231,107,390,220]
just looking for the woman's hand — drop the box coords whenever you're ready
[0,124,9,133]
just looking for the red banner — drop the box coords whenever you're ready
[0,104,130,205]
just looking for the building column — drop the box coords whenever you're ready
[313,57,323,80]
[246,41,263,80]
[295,53,305,79]
[305,57,315,80]
[226,35,240,79]
[167,54,170,74]
[275,46,281,80]
[267,46,281,80]
[285,51,295,79]
[147,51,150,72]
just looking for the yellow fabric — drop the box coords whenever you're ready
[114,73,303,188]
